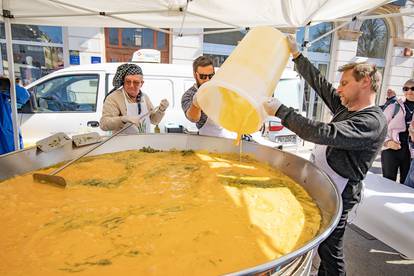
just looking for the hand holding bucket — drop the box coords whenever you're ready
[196,27,290,139]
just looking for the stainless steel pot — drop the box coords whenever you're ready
[0,134,342,275]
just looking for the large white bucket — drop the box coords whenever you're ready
[197,27,289,140]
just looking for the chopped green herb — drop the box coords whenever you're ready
[139,146,161,153]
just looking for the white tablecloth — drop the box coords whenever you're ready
[349,173,414,259]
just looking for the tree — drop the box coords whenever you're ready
[309,23,333,53]
[357,19,388,58]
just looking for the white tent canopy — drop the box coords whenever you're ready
[0,0,396,150]
[4,0,393,33]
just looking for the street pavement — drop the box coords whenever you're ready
[310,225,414,276]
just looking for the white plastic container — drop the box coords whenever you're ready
[197,27,289,139]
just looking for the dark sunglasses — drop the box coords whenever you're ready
[197,72,215,80]
[403,86,414,92]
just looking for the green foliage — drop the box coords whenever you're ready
[76,176,128,188]
[357,19,388,59]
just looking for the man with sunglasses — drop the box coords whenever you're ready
[181,56,236,138]
[381,79,414,184]
[263,35,387,276]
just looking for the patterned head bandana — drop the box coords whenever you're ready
[112,63,143,90]
[104,63,144,108]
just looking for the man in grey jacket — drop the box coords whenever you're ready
[263,36,387,276]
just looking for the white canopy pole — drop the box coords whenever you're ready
[3,1,19,150]
[177,0,190,37]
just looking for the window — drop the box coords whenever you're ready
[1,44,64,85]
[357,18,388,101]
[0,23,64,84]
[357,19,388,59]
[0,24,63,43]
[296,23,333,53]
[296,23,332,121]
[157,32,166,49]
[204,29,247,46]
[142,29,154,48]
[109,28,166,49]
[122,28,140,47]
[105,28,170,63]
[203,29,247,66]
[298,62,330,120]
[109,28,119,46]
[29,74,99,112]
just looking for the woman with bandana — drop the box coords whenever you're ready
[100,63,169,133]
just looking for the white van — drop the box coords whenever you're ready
[18,63,198,146]
[18,63,301,146]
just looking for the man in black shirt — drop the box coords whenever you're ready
[263,35,387,276]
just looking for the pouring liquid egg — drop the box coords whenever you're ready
[217,87,260,145]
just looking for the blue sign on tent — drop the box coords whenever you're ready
[91,56,101,64]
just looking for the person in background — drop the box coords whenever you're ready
[263,35,387,276]
[404,121,414,188]
[0,77,30,154]
[181,56,236,138]
[380,88,397,110]
[100,63,169,134]
[15,77,22,86]
[381,79,414,183]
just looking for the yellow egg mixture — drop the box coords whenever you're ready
[0,149,321,276]
[218,88,260,143]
